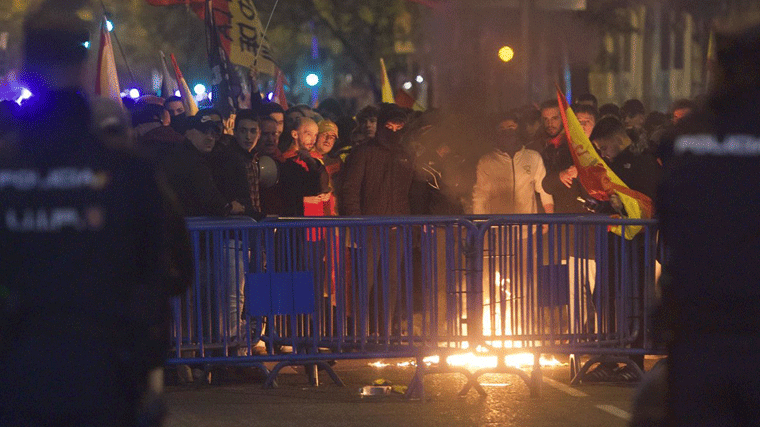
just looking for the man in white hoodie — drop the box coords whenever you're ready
[472,115,554,215]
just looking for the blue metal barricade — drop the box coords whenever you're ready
[166,215,661,396]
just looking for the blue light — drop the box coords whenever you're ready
[267,92,274,101]
[174,90,181,97]
[306,73,319,87]
[129,88,140,99]
[82,41,90,49]
[193,84,206,95]
[15,88,32,105]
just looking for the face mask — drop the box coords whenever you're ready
[496,128,520,152]
[377,125,403,145]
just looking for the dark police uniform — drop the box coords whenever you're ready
[0,89,191,426]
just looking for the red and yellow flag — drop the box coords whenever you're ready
[95,18,121,102]
[395,88,425,111]
[170,53,199,116]
[272,67,288,110]
[556,88,653,239]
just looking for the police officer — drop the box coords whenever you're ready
[658,18,760,426]
[0,3,191,426]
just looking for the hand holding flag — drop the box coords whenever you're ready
[555,87,653,239]
[170,53,199,116]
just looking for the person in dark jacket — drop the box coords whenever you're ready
[341,103,414,216]
[591,117,661,202]
[534,100,587,214]
[657,19,760,426]
[207,109,264,218]
[280,116,328,216]
[138,113,243,217]
[340,103,413,335]
[586,117,661,381]
[0,4,192,425]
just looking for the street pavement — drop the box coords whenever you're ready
[163,355,663,426]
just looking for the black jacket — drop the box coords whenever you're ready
[341,136,416,216]
[609,146,662,202]
[0,88,191,358]
[280,150,326,216]
[139,134,229,217]
[540,137,587,213]
[207,143,258,215]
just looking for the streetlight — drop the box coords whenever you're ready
[306,73,320,87]
[498,46,515,63]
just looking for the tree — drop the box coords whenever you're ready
[257,0,421,102]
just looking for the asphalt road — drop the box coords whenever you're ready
[163,355,662,426]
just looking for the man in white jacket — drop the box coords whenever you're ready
[472,116,554,214]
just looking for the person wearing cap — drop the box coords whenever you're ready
[155,114,243,217]
[315,120,340,184]
[90,97,133,150]
[621,99,646,133]
[304,119,340,216]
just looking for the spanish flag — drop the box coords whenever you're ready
[379,58,395,103]
[556,88,653,239]
[395,88,425,111]
[272,67,289,110]
[170,53,199,116]
[95,17,121,103]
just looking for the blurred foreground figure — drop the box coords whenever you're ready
[658,18,760,427]
[0,3,191,426]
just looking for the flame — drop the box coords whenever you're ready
[369,361,391,368]
[369,353,565,370]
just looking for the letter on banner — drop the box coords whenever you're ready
[229,0,276,76]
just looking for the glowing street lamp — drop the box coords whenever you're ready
[306,73,320,87]
[498,46,515,63]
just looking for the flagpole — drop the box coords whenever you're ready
[253,0,280,71]
[99,0,135,86]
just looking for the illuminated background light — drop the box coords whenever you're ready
[174,90,181,97]
[82,41,90,49]
[15,88,32,105]
[305,73,320,87]
[498,46,515,63]
[416,75,424,84]
[403,81,412,90]
[193,84,206,95]
[106,20,114,32]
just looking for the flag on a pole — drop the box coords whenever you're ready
[170,53,199,116]
[226,0,276,76]
[556,87,653,239]
[272,67,288,110]
[159,51,179,98]
[95,18,121,102]
[146,0,278,77]
[706,30,717,88]
[395,88,425,111]
[379,58,395,104]
[204,0,237,118]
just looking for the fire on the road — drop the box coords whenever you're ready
[369,352,564,370]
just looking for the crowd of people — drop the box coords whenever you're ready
[1,83,698,223]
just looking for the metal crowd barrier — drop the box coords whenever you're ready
[166,215,661,397]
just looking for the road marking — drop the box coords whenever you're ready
[543,377,588,397]
[596,405,631,421]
